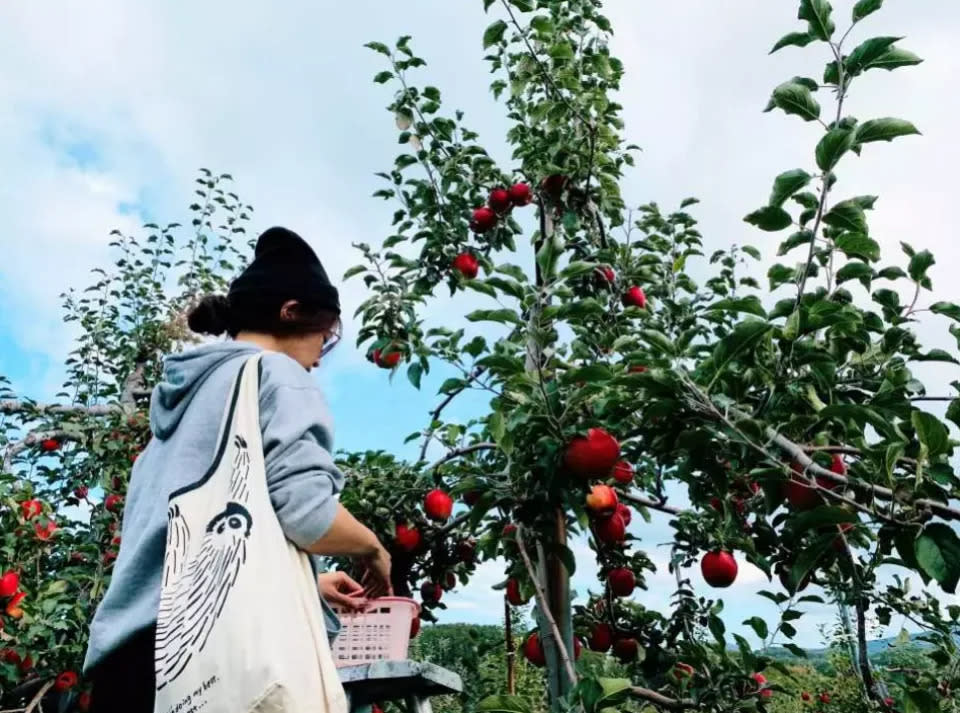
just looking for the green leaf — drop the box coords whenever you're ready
[477,695,533,713]
[915,524,960,593]
[483,20,508,48]
[846,36,900,74]
[594,679,632,712]
[770,32,815,54]
[783,643,808,658]
[867,47,923,72]
[536,232,564,280]
[706,296,767,317]
[908,250,935,282]
[508,0,534,10]
[549,42,575,60]
[912,411,950,459]
[530,15,553,34]
[946,400,960,429]
[823,201,868,233]
[790,506,859,533]
[743,617,769,639]
[836,261,873,285]
[566,364,614,384]
[790,534,835,590]
[465,309,522,325]
[798,0,835,41]
[778,230,814,256]
[365,41,391,56]
[769,169,812,206]
[768,264,797,290]
[769,81,821,122]
[742,245,762,261]
[373,71,394,84]
[343,265,367,280]
[816,128,855,171]
[906,689,941,713]
[640,329,677,356]
[931,302,960,323]
[407,362,423,390]
[855,117,921,144]
[853,0,883,22]
[744,206,792,232]
[709,320,772,380]
[835,233,881,262]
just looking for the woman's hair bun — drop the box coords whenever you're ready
[187,295,232,336]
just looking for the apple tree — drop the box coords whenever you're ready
[342,0,960,711]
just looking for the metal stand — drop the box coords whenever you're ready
[339,660,463,713]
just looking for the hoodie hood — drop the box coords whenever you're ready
[150,341,261,440]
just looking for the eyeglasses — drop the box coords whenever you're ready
[320,323,342,358]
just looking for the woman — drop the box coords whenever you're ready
[84,227,392,712]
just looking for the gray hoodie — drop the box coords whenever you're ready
[84,341,344,673]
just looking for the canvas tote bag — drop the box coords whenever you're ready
[153,354,348,713]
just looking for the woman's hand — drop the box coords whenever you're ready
[360,544,393,599]
[317,571,368,611]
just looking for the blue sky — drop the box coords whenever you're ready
[2,0,960,651]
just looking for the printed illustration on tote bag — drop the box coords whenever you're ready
[154,435,254,689]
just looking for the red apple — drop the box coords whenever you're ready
[541,174,568,198]
[104,494,124,513]
[801,691,811,702]
[20,500,42,520]
[74,486,89,499]
[19,654,33,672]
[596,266,616,285]
[395,524,422,552]
[0,571,19,598]
[373,348,403,369]
[573,637,583,660]
[506,578,529,606]
[6,591,25,619]
[463,490,481,506]
[616,503,632,527]
[1,649,21,664]
[55,671,78,692]
[673,662,695,680]
[830,453,847,475]
[424,489,454,521]
[621,286,647,309]
[40,438,60,453]
[608,567,636,597]
[785,479,823,511]
[470,206,498,233]
[78,692,92,713]
[628,365,647,374]
[564,428,621,478]
[34,520,57,541]
[595,513,626,544]
[455,539,476,564]
[420,582,442,604]
[751,672,772,699]
[443,572,457,591]
[502,523,517,538]
[409,616,421,639]
[488,188,511,213]
[612,637,639,662]
[588,623,613,652]
[701,550,738,588]
[523,633,546,667]
[819,692,831,704]
[883,697,894,707]
[508,182,533,206]
[586,484,619,517]
[611,460,634,484]
[452,252,480,279]
[709,497,723,512]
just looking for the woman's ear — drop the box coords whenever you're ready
[279,300,300,322]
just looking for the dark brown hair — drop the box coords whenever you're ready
[187,294,340,338]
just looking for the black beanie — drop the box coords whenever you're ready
[229,227,340,315]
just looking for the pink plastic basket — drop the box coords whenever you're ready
[330,597,420,667]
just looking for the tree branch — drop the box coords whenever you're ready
[2,429,77,474]
[628,686,693,710]
[426,442,498,472]
[622,491,684,516]
[516,526,577,686]
[419,367,486,461]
